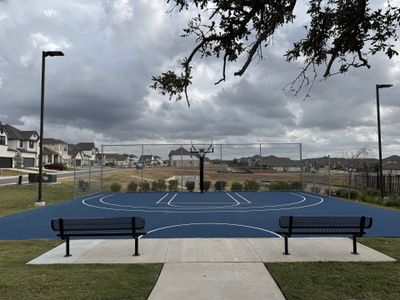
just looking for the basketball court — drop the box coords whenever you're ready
[1,191,400,240]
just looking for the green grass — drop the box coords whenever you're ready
[0,183,74,216]
[0,169,28,176]
[0,240,162,300]
[266,238,400,300]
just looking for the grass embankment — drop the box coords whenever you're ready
[0,169,28,177]
[0,240,162,300]
[0,182,74,216]
[266,238,400,300]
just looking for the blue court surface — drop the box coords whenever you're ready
[1,192,400,239]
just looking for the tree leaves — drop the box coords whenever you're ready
[153,0,400,106]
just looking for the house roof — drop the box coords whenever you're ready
[75,142,96,151]
[43,147,59,155]
[168,147,199,157]
[139,155,154,162]
[68,144,81,157]
[43,138,67,145]
[3,124,39,141]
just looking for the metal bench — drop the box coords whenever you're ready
[276,216,373,255]
[51,217,147,257]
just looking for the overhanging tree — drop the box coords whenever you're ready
[151,0,400,106]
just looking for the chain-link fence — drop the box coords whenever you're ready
[99,143,303,192]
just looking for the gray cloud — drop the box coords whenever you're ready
[0,0,399,159]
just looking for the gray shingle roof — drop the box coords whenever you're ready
[3,124,39,141]
[43,138,67,145]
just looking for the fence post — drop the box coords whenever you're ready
[299,143,304,191]
[100,145,104,192]
[328,155,331,196]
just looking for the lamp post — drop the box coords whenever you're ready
[376,83,393,199]
[35,51,64,207]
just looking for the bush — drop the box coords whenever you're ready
[152,179,167,191]
[185,181,195,192]
[214,181,227,191]
[365,188,380,197]
[244,180,260,191]
[44,163,66,171]
[110,182,121,192]
[290,181,302,190]
[168,179,179,191]
[139,181,151,192]
[384,195,400,207]
[231,181,243,191]
[334,189,348,198]
[126,181,138,192]
[268,181,290,191]
[349,190,359,199]
[203,181,211,191]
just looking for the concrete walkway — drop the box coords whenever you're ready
[28,238,395,300]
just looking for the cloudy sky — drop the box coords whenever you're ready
[0,0,399,159]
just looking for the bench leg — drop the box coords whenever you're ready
[65,238,71,257]
[351,235,358,255]
[134,237,139,256]
[283,236,290,255]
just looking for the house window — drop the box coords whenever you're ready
[0,136,5,145]
[0,128,3,134]
[29,141,34,148]
[19,141,23,148]
[48,155,52,163]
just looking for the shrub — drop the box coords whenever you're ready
[231,181,243,191]
[244,180,260,191]
[203,181,211,191]
[152,179,166,191]
[334,189,348,198]
[290,181,302,190]
[139,181,151,192]
[268,181,290,191]
[185,181,195,192]
[44,163,66,171]
[349,190,359,199]
[384,195,400,207]
[168,179,179,191]
[365,188,380,197]
[310,186,320,193]
[126,181,138,192]
[215,181,227,191]
[110,182,121,192]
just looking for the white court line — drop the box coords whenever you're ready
[146,222,281,237]
[81,192,324,214]
[225,193,240,206]
[167,193,178,206]
[156,193,169,204]
[234,192,251,204]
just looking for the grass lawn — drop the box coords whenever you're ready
[266,238,400,300]
[0,169,28,177]
[0,240,162,300]
[0,182,74,216]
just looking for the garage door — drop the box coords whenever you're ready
[23,158,35,168]
[0,157,12,168]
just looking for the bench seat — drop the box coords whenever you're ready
[276,216,373,255]
[51,217,147,257]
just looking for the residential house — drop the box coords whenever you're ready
[0,122,39,168]
[102,153,137,167]
[168,147,199,167]
[138,154,157,167]
[68,144,84,167]
[75,142,98,166]
[383,155,400,175]
[42,138,70,165]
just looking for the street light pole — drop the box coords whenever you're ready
[376,83,393,199]
[35,51,64,207]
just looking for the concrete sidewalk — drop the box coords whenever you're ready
[28,238,395,300]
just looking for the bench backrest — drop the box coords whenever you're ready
[51,217,145,233]
[279,216,373,230]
